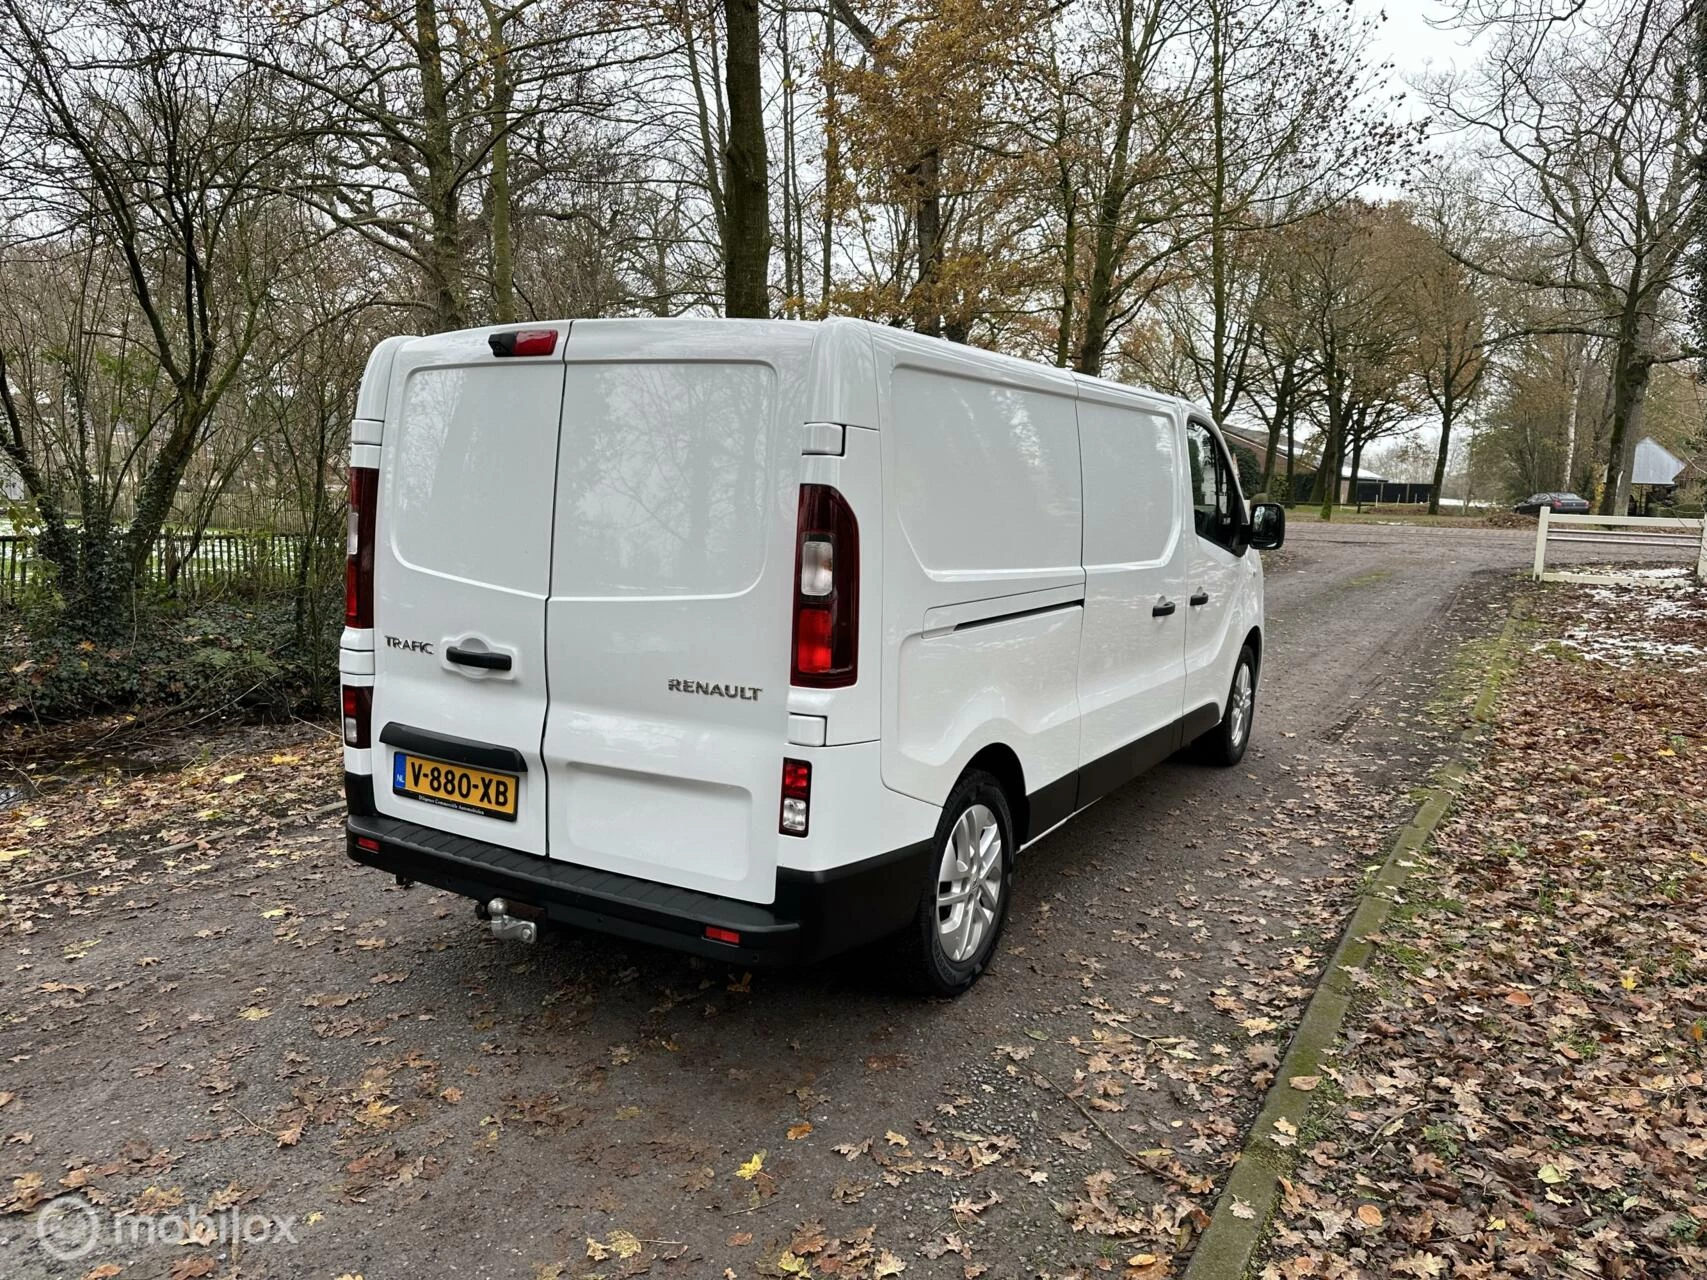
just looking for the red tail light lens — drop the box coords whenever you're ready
[345,465,379,628]
[488,329,558,358]
[790,486,858,687]
[780,758,811,836]
[341,684,372,748]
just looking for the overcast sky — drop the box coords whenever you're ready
[1362,0,1487,113]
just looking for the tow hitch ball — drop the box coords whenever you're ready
[481,898,538,945]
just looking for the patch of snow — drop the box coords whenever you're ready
[1552,632,1707,671]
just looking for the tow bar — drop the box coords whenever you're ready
[483,898,538,945]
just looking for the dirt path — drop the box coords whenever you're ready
[0,524,1535,1280]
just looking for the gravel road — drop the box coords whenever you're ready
[0,522,1540,1280]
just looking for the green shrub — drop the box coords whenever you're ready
[1,586,341,723]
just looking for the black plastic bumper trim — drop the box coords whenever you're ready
[345,808,932,966]
[378,723,528,774]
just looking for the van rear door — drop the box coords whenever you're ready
[369,328,565,855]
[539,321,804,906]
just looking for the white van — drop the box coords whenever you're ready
[341,318,1285,994]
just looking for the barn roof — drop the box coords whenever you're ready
[1632,437,1685,487]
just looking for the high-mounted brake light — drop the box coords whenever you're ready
[345,465,379,628]
[488,329,558,358]
[791,486,858,687]
[341,684,372,748]
[780,758,811,836]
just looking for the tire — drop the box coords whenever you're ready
[1195,644,1258,767]
[897,770,1015,997]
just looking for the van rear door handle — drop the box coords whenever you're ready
[446,646,512,671]
[1152,599,1176,617]
[1189,591,1210,607]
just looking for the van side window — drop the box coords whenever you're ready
[1187,421,1240,552]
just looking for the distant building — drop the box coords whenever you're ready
[1631,437,1687,514]
[1218,423,1431,504]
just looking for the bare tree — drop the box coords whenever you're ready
[0,0,316,625]
[1427,0,1704,513]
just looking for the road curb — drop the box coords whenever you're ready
[1182,605,1525,1280]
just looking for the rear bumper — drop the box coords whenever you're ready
[344,774,931,966]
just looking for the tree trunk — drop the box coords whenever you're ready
[1284,412,1296,506]
[1261,363,1293,492]
[1074,0,1136,376]
[1561,336,1581,491]
[722,0,770,318]
[1598,316,1653,514]
[484,0,516,325]
[1428,383,1454,517]
[1054,127,1076,368]
[416,0,465,331]
[820,10,837,314]
[912,146,943,338]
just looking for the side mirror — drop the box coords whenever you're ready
[1249,502,1286,551]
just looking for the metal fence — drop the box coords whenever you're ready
[0,531,318,606]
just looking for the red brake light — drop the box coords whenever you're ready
[345,465,378,628]
[782,759,811,797]
[790,486,858,687]
[488,329,558,358]
[341,684,372,748]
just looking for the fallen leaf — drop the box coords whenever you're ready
[736,1151,765,1180]
[1357,1204,1384,1228]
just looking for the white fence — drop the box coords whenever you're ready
[1532,510,1707,585]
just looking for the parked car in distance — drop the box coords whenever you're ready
[340,317,1285,996]
[1513,492,1590,515]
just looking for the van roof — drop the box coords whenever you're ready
[380,316,1206,425]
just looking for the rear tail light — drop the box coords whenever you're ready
[345,465,379,628]
[780,758,811,836]
[791,485,858,687]
[341,684,372,748]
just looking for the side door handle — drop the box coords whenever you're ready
[1152,599,1177,617]
[446,646,512,671]
[1189,591,1210,607]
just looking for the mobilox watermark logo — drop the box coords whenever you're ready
[35,1195,297,1261]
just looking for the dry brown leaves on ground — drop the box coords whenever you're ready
[1262,580,1707,1279]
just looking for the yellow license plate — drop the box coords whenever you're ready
[392,753,518,821]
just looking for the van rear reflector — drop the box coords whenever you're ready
[704,926,741,945]
[488,329,558,358]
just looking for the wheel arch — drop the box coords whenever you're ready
[960,743,1029,843]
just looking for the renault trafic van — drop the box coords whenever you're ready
[342,318,1285,994]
